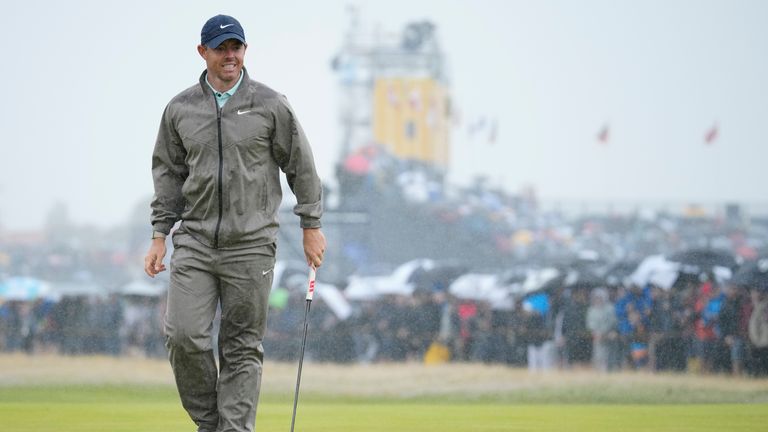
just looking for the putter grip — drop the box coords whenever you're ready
[306,267,316,301]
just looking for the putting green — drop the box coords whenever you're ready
[1,386,766,432]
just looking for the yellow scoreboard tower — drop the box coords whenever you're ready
[332,18,450,172]
[372,78,450,170]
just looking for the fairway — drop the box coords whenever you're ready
[1,355,767,431]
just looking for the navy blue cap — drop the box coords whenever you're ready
[201,15,246,48]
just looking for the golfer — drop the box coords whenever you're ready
[144,14,325,432]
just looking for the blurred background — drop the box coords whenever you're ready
[2,1,768,377]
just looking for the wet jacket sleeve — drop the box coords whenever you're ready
[150,104,188,234]
[271,95,323,228]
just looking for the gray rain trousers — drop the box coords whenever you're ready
[165,230,275,432]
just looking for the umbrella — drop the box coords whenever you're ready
[345,259,435,300]
[603,259,642,286]
[563,269,606,291]
[315,283,352,320]
[629,255,680,290]
[397,259,436,283]
[273,260,311,291]
[47,281,106,300]
[449,274,497,300]
[119,279,165,297]
[0,277,50,301]
[410,263,468,292]
[448,274,514,310]
[569,250,608,274]
[345,275,384,300]
[522,292,550,316]
[519,267,563,296]
[668,248,739,273]
[732,258,768,292]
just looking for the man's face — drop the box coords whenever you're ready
[198,39,247,86]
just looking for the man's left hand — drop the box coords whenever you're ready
[303,228,326,268]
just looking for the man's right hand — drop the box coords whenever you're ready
[144,238,167,277]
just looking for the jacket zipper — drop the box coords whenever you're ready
[213,105,224,249]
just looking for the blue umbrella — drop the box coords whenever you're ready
[0,277,50,301]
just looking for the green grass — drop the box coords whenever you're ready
[1,385,766,432]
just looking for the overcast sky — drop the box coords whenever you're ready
[1,0,767,230]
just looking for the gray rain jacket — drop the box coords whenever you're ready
[151,68,322,249]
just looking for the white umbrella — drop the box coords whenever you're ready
[390,259,435,283]
[629,255,680,290]
[345,259,436,300]
[345,275,413,300]
[449,274,498,300]
[315,283,352,320]
[272,260,309,291]
[46,281,106,300]
[120,279,165,297]
[449,274,514,309]
[519,268,561,295]
[712,266,733,284]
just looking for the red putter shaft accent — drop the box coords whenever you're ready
[306,267,316,301]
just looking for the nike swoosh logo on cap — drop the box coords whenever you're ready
[220,24,235,29]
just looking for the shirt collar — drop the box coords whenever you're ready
[205,70,244,102]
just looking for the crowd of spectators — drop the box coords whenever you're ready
[2,171,768,378]
[4,265,767,379]
[0,294,165,358]
[325,274,768,377]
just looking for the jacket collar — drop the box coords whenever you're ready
[198,67,250,97]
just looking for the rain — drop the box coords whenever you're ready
[2,1,768,431]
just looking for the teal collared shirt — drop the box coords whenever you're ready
[205,71,244,108]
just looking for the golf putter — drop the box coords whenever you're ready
[290,266,316,432]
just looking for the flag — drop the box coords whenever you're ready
[488,119,498,144]
[704,123,718,145]
[597,124,609,144]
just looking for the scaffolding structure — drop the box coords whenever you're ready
[331,8,451,171]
